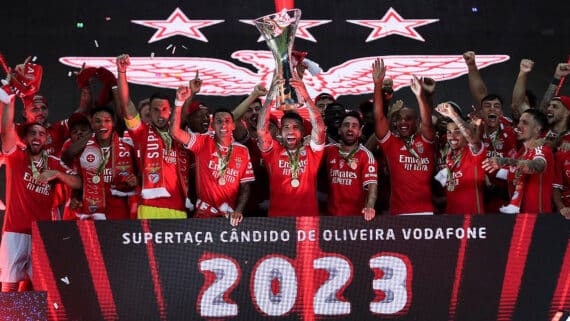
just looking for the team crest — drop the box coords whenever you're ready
[496,140,503,150]
[148,173,160,183]
[235,156,242,169]
[80,145,102,171]
[416,142,424,154]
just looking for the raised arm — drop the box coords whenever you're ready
[512,59,534,114]
[232,84,267,120]
[539,62,570,110]
[256,82,279,151]
[411,77,435,141]
[169,86,194,145]
[372,58,389,140]
[436,102,481,151]
[1,95,18,153]
[115,54,138,120]
[463,51,488,109]
[289,78,325,145]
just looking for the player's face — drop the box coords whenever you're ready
[516,112,541,142]
[339,116,362,146]
[91,111,114,142]
[481,98,503,130]
[23,103,48,126]
[446,122,466,151]
[25,124,47,155]
[150,98,171,130]
[324,105,346,130]
[140,104,152,124]
[188,109,210,133]
[281,118,303,149]
[213,112,235,140]
[70,123,91,143]
[244,101,262,129]
[316,97,334,115]
[396,108,417,138]
[545,100,568,125]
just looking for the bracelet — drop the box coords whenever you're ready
[118,71,126,74]
[174,99,184,107]
[552,78,561,86]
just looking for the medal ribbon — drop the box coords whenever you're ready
[216,143,233,179]
[487,126,502,157]
[30,151,48,179]
[339,144,359,164]
[446,151,463,191]
[156,127,172,152]
[403,134,422,165]
[96,146,111,176]
[286,146,301,179]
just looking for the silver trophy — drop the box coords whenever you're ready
[255,9,303,111]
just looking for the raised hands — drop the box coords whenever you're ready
[175,86,192,105]
[463,51,476,67]
[554,63,570,79]
[116,54,130,73]
[189,70,202,94]
[372,58,386,84]
[410,76,423,97]
[252,83,268,97]
[520,59,534,74]
[435,102,457,118]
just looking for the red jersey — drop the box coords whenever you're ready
[482,124,518,158]
[16,120,69,157]
[3,146,74,234]
[554,149,570,206]
[128,121,189,212]
[324,143,377,216]
[185,133,255,217]
[506,145,554,213]
[378,131,435,215]
[73,135,137,220]
[262,139,324,217]
[445,145,486,214]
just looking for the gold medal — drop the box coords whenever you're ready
[291,178,300,188]
[92,175,101,184]
[218,177,226,186]
[447,181,455,192]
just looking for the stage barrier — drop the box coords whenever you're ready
[31,214,569,321]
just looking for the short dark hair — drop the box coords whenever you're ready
[149,92,171,103]
[522,108,547,131]
[22,122,47,136]
[281,111,304,126]
[341,111,363,127]
[481,93,504,107]
[212,107,234,120]
[90,105,115,119]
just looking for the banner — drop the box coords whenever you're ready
[32,214,569,321]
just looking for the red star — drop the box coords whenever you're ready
[131,8,224,43]
[239,19,331,42]
[347,7,438,42]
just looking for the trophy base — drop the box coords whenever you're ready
[278,102,304,112]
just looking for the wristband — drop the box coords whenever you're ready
[174,99,184,107]
[124,114,141,129]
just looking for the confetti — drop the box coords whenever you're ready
[166,44,173,50]
[76,22,84,29]
[105,16,111,21]
[31,56,37,62]
[94,40,99,48]
[471,7,478,12]
[63,236,71,240]
[181,45,188,50]
[172,46,176,54]
[54,302,59,309]
[60,276,70,285]
[67,71,73,77]
[151,52,155,58]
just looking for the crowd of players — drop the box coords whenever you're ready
[0,51,568,291]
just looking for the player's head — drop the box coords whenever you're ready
[339,111,363,146]
[149,92,172,130]
[280,111,305,149]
